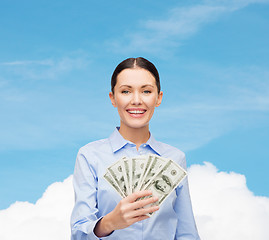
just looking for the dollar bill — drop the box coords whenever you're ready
[141,159,187,215]
[136,154,153,191]
[107,159,128,197]
[140,155,169,190]
[122,156,132,195]
[103,170,125,198]
[131,155,147,192]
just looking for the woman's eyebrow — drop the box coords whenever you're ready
[119,84,154,88]
[141,84,154,88]
[119,85,132,88]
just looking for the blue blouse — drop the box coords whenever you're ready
[70,128,200,240]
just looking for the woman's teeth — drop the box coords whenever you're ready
[128,110,145,114]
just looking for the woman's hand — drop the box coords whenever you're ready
[94,190,159,237]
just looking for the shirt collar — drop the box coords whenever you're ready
[109,127,129,153]
[146,134,163,156]
[109,127,163,155]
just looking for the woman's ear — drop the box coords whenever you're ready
[156,91,163,107]
[109,92,117,107]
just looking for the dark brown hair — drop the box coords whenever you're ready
[111,57,161,94]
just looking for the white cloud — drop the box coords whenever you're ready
[144,5,226,37]
[0,113,113,151]
[189,162,269,240]
[109,0,269,54]
[0,60,54,66]
[0,163,268,240]
[204,0,269,10]
[0,176,74,240]
[0,52,91,80]
[0,52,112,151]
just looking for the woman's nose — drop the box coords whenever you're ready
[131,92,142,105]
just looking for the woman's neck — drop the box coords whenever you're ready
[119,124,150,150]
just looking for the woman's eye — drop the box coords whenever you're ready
[122,90,129,94]
[143,90,151,94]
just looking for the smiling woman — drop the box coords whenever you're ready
[109,67,163,145]
[70,57,200,240]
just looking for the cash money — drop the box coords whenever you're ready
[107,158,128,197]
[139,155,169,191]
[131,155,147,192]
[122,156,132,195]
[104,171,125,198]
[104,154,187,216]
[141,159,187,214]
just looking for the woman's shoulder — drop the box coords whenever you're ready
[156,140,185,157]
[78,137,111,154]
[154,140,186,167]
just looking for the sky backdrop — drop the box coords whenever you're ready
[0,1,269,238]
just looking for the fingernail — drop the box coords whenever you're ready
[154,206,159,211]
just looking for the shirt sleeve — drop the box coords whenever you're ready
[70,149,112,240]
[174,156,200,240]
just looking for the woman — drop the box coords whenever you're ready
[70,57,200,240]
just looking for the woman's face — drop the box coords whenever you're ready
[109,68,163,131]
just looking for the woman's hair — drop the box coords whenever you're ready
[111,57,161,94]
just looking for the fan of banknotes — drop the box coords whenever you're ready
[104,154,187,215]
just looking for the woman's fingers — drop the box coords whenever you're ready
[131,204,160,218]
[124,191,160,219]
[125,190,153,203]
[132,196,159,210]
[107,190,160,230]
[123,191,160,216]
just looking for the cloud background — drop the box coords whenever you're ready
[1,163,268,240]
[0,0,268,239]
[189,163,269,239]
[0,176,74,240]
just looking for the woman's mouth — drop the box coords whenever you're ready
[126,109,146,117]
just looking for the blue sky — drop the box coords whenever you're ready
[0,0,268,210]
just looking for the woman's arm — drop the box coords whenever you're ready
[71,151,100,240]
